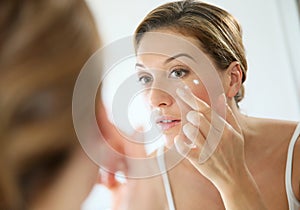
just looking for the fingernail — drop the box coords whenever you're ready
[183,123,193,134]
[186,110,201,126]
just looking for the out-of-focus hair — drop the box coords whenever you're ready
[0,0,100,209]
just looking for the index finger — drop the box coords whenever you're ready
[176,86,226,133]
[176,87,211,115]
[176,87,241,135]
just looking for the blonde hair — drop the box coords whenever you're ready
[0,0,100,209]
[134,0,247,104]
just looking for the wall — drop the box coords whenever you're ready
[87,0,300,121]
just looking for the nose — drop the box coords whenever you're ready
[148,88,173,108]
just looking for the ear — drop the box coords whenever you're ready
[226,61,243,99]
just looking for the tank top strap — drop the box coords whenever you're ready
[285,122,300,210]
[157,147,176,210]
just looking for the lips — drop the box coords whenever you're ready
[156,116,181,131]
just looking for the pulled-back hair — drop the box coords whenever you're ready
[134,0,247,104]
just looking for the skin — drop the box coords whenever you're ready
[131,29,300,210]
[98,101,164,210]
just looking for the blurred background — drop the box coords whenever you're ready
[82,0,300,209]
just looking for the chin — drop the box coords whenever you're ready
[164,131,180,148]
[159,124,181,148]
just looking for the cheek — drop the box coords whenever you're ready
[141,90,151,103]
[189,82,210,105]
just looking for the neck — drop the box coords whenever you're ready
[227,99,255,142]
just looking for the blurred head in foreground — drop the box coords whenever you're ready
[0,0,101,209]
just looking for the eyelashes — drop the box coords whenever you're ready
[138,74,153,85]
[137,68,190,86]
[169,68,189,79]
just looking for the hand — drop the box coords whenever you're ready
[97,100,148,174]
[98,118,148,178]
[174,87,267,210]
[175,87,245,185]
[97,103,151,209]
[97,126,161,210]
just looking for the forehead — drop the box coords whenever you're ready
[137,30,201,56]
[136,30,217,73]
[136,30,203,68]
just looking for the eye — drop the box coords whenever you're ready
[138,74,153,86]
[169,68,189,79]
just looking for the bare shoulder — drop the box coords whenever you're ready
[244,117,298,160]
[257,119,300,199]
[275,120,300,200]
[248,117,300,199]
[252,117,298,141]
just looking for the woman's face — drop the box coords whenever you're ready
[136,29,226,146]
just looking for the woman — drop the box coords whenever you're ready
[0,0,105,209]
[131,0,300,209]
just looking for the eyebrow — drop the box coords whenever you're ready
[164,53,195,64]
[135,53,195,69]
[135,63,145,69]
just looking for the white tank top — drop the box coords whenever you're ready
[157,123,300,210]
[157,146,176,210]
[285,122,300,210]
